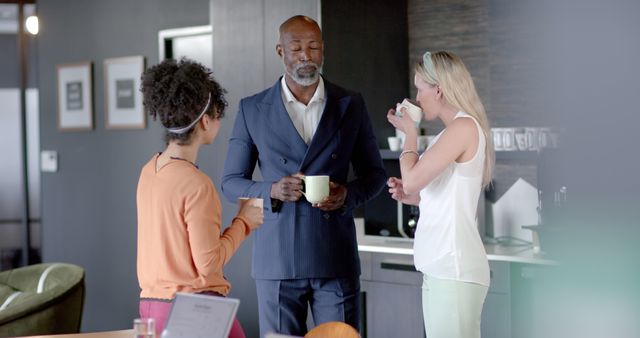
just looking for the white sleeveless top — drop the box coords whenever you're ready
[413,111,490,286]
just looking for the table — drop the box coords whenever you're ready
[17,329,133,338]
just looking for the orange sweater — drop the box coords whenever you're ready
[136,154,251,300]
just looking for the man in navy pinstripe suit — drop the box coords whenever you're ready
[221,15,386,337]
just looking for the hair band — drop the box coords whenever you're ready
[422,51,438,82]
[167,93,211,134]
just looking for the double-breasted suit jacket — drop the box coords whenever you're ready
[221,77,386,280]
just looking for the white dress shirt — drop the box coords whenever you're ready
[280,76,327,144]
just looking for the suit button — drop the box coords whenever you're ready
[280,158,287,164]
[323,213,330,219]
[331,153,337,159]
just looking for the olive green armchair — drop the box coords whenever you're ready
[0,263,85,337]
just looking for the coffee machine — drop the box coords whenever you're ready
[362,160,417,239]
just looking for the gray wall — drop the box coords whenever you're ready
[38,0,319,334]
[321,0,409,149]
[0,36,19,88]
[0,34,38,88]
[407,0,544,200]
[37,0,210,331]
[408,0,548,130]
[210,1,319,336]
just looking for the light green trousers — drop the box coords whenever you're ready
[422,275,489,338]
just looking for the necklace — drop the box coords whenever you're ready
[169,156,198,168]
[158,152,198,168]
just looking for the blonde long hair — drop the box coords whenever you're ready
[416,51,494,188]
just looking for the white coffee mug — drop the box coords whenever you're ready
[538,128,550,148]
[387,136,401,151]
[417,135,429,151]
[502,128,517,151]
[525,127,539,151]
[515,128,527,151]
[395,99,423,123]
[238,197,264,209]
[395,129,406,149]
[492,128,504,151]
[548,128,561,148]
[301,175,329,204]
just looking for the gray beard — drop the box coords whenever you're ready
[285,61,323,87]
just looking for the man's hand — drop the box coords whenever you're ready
[314,182,347,211]
[271,174,304,202]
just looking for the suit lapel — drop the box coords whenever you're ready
[262,79,308,160]
[301,80,351,170]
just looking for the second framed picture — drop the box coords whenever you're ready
[104,56,146,129]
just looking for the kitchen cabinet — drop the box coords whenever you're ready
[359,252,424,338]
[510,263,546,338]
[359,251,513,338]
[483,261,512,338]
[361,280,424,338]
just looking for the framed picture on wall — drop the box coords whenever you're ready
[57,62,94,131]
[104,56,146,129]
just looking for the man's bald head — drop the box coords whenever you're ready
[278,15,322,43]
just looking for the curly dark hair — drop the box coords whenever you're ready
[140,58,227,145]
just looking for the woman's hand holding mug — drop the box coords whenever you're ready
[237,198,264,229]
[387,107,417,136]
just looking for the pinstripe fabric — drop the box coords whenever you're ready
[255,278,360,337]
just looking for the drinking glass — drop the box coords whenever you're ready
[133,318,155,338]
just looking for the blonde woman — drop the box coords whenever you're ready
[386,50,494,338]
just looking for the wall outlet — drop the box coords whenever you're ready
[41,150,58,172]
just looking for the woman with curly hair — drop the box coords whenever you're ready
[136,58,263,337]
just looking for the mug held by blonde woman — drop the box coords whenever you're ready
[395,98,423,123]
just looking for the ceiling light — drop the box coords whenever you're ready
[25,15,37,35]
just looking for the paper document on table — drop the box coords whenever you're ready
[161,292,239,338]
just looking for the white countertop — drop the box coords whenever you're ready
[357,236,556,265]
